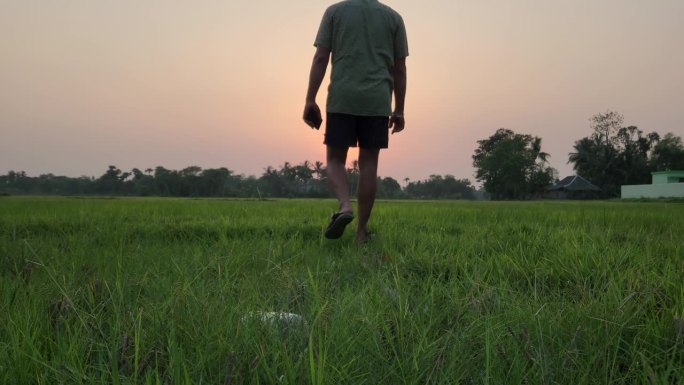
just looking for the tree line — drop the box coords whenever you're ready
[1,162,476,200]
[472,111,684,199]
[3,111,682,200]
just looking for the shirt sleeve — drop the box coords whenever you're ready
[394,15,409,59]
[314,7,334,49]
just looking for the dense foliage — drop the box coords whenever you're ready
[405,175,475,200]
[650,133,684,171]
[568,111,684,197]
[5,110,682,201]
[472,129,557,200]
[0,163,476,200]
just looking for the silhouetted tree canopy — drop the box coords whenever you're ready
[473,128,557,200]
[1,162,474,200]
[405,175,475,200]
[650,133,684,171]
[568,111,679,197]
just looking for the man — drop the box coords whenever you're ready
[303,0,408,244]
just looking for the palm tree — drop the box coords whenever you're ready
[531,137,549,164]
[281,162,296,182]
[295,161,314,193]
[313,161,325,180]
[568,137,597,174]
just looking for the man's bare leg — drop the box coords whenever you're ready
[357,147,380,243]
[326,146,353,214]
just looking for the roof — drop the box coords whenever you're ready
[652,170,684,177]
[550,175,601,191]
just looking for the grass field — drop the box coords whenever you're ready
[0,197,682,384]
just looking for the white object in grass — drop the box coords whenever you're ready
[242,311,307,327]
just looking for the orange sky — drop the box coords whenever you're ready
[1,0,683,183]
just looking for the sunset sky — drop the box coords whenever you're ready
[1,0,683,183]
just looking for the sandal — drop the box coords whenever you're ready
[324,211,354,239]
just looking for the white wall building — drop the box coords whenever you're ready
[621,171,684,199]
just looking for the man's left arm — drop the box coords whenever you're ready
[390,58,407,134]
[390,15,409,134]
[303,47,331,129]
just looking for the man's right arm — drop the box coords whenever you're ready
[305,47,331,104]
[390,58,407,134]
[303,46,331,129]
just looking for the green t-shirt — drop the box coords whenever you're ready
[315,0,409,117]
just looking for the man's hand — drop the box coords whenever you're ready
[389,114,405,134]
[303,102,322,129]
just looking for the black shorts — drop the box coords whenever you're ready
[324,113,390,149]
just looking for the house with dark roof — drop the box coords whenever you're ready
[548,175,601,199]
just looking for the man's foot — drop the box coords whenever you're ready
[324,211,354,239]
[339,202,353,214]
[355,229,373,245]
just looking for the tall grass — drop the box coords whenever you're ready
[0,197,682,384]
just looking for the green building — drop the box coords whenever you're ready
[621,170,684,199]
